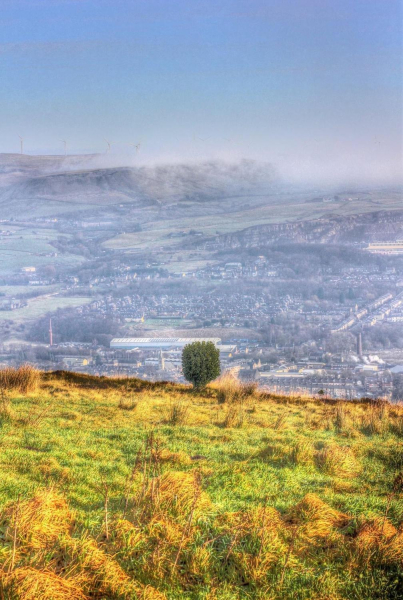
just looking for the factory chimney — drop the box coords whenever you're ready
[357,332,363,357]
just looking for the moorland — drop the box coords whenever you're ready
[0,367,402,599]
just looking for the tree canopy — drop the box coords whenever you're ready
[182,341,220,388]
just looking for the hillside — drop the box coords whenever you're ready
[0,154,401,228]
[0,156,277,218]
[0,369,402,599]
[210,209,403,249]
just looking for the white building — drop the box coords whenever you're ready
[110,337,221,349]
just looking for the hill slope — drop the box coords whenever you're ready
[0,370,402,599]
[0,156,277,215]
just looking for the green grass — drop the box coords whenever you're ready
[0,227,83,273]
[103,192,403,251]
[0,295,92,325]
[0,371,402,599]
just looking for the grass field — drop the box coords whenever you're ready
[0,285,59,297]
[104,193,403,252]
[0,227,83,274]
[0,295,92,325]
[0,370,402,599]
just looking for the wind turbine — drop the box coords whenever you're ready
[104,138,113,153]
[18,135,24,155]
[60,139,67,156]
[127,141,141,154]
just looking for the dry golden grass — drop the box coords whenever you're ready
[221,403,247,428]
[3,488,72,551]
[118,396,138,411]
[141,470,211,519]
[361,402,390,435]
[317,444,361,479]
[286,493,348,542]
[216,506,287,585]
[0,365,40,394]
[60,535,143,599]
[162,399,190,425]
[290,440,315,466]
[0,389,15,422]
[212,373,259,404]
[1,567,86,600]
[152,447,192,465]
[354,517,403,567]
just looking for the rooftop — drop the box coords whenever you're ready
[111,337,221,347]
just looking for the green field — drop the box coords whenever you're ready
[0,295,91,324]
[104,193,403,252]
[0,370,402,599]
[0,227,83,274]
[0,284,59,297]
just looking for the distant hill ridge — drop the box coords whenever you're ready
[0,155,276,208]
[208,209,403,247]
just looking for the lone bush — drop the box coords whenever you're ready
[182,341,220,389]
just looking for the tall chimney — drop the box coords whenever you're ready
[49,318,53,347]
[357,332,363,356]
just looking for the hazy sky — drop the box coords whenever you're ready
[0,0,402,184]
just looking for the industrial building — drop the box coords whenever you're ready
[110,337,221,349]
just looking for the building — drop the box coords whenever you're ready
[110,337,221,349]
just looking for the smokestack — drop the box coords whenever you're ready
[49,318,53,347]
[357,332,363,357]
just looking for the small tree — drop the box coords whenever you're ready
[182,341,220,389]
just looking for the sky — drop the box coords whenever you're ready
[0,0,402,185]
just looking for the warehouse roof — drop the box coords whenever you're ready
[111,337,221,345]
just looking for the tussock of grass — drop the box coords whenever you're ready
[290,440,315,466]
[162,399,189,425]
[361,402,390,435]
[118,396,138,411]
[0,365,40,394]
[141,470,211,519]
[60,535,144,599]
[212,373,259,404]
[216,506,287,585]
[152,447,192,465]
[1,568,86,600]
[317,444,361,479]
[0,389,15,422]
[221,404,247,428]
[286,493,348,542]
[354,517,403,567]
[3,488,72,550]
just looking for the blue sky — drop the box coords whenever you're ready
[0,0,401,183]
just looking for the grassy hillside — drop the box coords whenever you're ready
[0,369,402,599]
